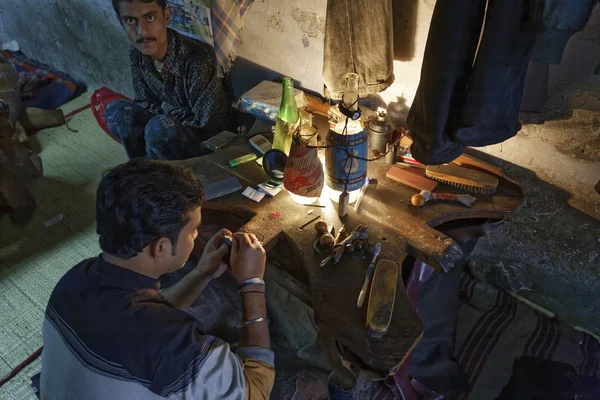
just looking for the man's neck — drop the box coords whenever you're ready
[102,252,160,279]
[153,45,168,63]
[153,32,169,63]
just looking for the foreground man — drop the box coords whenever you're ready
[105,0,229,160]
[40,160,273,399]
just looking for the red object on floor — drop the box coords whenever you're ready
[64,103,92,120]
[0,346,43,389]
[91,87,131,143]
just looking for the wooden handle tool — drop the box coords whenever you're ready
[411,190,476,207]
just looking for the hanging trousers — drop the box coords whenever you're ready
[408,0,536,165]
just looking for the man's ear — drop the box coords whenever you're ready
[164,8,172,24]
[150,237,172,261]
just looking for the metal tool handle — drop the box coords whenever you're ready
[357,278,371,308]
[319,254,333,267]
[356,243,382,308]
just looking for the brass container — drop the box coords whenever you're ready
[367,111,395,154]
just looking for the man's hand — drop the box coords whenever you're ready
[196,228,232,279]
[230,232,266,284]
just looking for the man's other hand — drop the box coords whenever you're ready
[230,233,266,284]
[196,228,232,279]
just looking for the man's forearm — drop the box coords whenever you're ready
[161,268,211,309]
[240,288,271,350]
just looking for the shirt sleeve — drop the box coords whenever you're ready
[183,52,229,136]
[240,357,275,400]
[149,317,274,400]
[129,49,162,114]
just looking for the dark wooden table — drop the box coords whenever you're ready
[172,141,523,377]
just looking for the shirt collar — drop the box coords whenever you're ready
[93,255,160,291]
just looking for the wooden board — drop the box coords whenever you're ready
[168,141,524,375]
[386,164,438,192]
[366,259,398,339]
[453,153,503,177]
[274,220,422,373]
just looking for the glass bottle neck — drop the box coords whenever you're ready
[281,78,295,102]
[279,77,299,124]
[342,75,359,111]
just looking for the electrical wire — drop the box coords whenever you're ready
[220,130,273,150]
[296,98,402,193]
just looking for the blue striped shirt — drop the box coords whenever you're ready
[40,256,274,399]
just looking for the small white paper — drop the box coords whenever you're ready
[44,214,64,228]
[258,183,282,197]
[242,187,266,203]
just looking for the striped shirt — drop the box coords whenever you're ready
[40,256,274,399]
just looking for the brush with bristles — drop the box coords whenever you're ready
[425,164,498,194]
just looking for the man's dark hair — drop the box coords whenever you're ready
[112,0,167,17]
[96,159,204,258]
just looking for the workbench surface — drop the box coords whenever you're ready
[172,140,523,376]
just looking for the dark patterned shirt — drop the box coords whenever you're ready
[130,29,229,138]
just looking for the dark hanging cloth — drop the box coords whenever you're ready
[407,0,598,165]
[496,357,600,400]
[322,0,395,100]
[519,61,549,125]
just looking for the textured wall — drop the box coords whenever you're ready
[0,0,329,97]
[0,0,134,96]
[234,0,327,94]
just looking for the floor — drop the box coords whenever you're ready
[0,92,127,399]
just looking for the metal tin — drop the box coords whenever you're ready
[325,128,368,192]
[367,111,395,154]
[385,142,398,164]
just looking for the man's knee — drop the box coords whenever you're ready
[144,115,176,145]
[105,99,134,122]
[144,115,181,160]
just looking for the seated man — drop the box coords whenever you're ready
[40,160,273,399]
[105,0,230,160]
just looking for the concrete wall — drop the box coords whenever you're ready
[233,0,327,95]
[0,0,434,102]
[0,0,433,102]
[0,0,331,99]
[0,0,134,96]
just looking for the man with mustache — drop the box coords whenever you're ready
[105,0,230,160]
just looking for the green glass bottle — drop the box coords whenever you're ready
[272,77,300,155]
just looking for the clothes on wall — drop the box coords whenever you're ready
[322,0,395,100]
[321,0,597,163]
[211,0,254,75]
[527,0,599,65]
[407,0,598,164]
[519,61,549,125]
